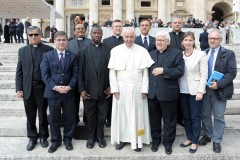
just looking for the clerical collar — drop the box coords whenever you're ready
[172,31,182,35]
[33,45,38,47]
[158,47,168,53]
[113,35,120,39]
[77,37,84,40]
[91,42,102,47]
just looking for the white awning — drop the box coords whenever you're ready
[0,0,62,19]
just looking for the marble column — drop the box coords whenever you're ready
[66,13,71,38]
[126,0,134,21]
[158,0,167,23]
[89,0,98,26]
[113,0,122,20]
[55,0,65,31]
[194,0,206,23]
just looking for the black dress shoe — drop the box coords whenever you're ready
[165,147,172,154]
[40,139,49,148]
[86,139,95,149]
[64,141,73,151]
[199,135,211,146]
[48,144,61,153]
[115,142,127,150]
[151,138,161,152]
[213,142,221,153]
[134,148,141,152]
[26,140,37,151]
[97,138,106,148]
[180,142,191,148]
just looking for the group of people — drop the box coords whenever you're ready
[15,16,237,155]
[2,18,26,44]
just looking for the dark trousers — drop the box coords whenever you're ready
[148,97,177,148]
[83,98,108,139]
[180,94,202,144]
[9,31,17,43]
[26,32,29,44]
[17,30,24,43]
[23,84,49,141]
[48,95,76,145]
[106,95,112,123]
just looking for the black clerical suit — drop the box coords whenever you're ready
[67,37,91,123]
[16,43,54,142]
[102,35,124,125]
[78,43,110,140]
[169,30,185,126]
[148,47,184,148]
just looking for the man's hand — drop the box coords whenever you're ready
[113,92,120,100]
[209,81,218,90]
[16,91,23,98]
[195,92,203,101]
[104,87,111,98]
[81,91,90,100]
[142,93,147,99]
[152,67,163,76]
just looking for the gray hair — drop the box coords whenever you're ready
[209,29,223,39]
[155,31,171,45]
[27,26,41,34]
[171,16,183,24]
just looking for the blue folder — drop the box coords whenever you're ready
[207,71,224,87]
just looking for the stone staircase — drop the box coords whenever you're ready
[0,43,240,159]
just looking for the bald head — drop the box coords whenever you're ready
[123,28,136,48]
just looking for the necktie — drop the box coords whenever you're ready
[143,36,148,50]
[208,49,215,78]
[60,53,64,70]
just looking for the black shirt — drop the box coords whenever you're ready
[90,43,102,72]
[31,43,42,81]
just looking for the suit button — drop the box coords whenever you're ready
[62,73,64,75]
[60,82,63,84]
[154,82,156,86]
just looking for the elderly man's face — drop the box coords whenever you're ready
[156,35,168,52]
[208,31,222,49]
[123,29,136,47]
[74,24,86,38]
[28,29,41,45]
[171,18,183,32]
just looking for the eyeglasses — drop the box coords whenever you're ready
[208,37,222,41]
[28,34,39,37]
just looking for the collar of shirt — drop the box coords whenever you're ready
[208,46,220,56]
[113,35,120,39]
[77,37,84,40]
[141,34,149,43]
[91,42,102,47]
[56,49,66,59]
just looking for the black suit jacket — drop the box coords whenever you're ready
[15,43,54,99]
[148,47,184,101]
[205,47,237,100]
[103,36,124,49]
[199,31,209,50]
[169,31,185,51]
[67,37,91,54]
[134,35,156,52]
[40,49,78,98]
[78,43,111,100]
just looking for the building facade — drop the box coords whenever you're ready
[31,0,238,38]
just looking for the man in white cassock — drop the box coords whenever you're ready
[108,28,154,152]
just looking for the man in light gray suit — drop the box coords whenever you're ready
[67,23,91,124]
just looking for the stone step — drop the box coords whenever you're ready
[0,80,15,89]
[0,135,240,160]
[0,66,17,72]
[0,115,239,137]
[0,99,239,117]
[0,72,15,80]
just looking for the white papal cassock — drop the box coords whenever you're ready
[108,43,154,149]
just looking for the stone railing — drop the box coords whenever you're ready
[98,27,227,45]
